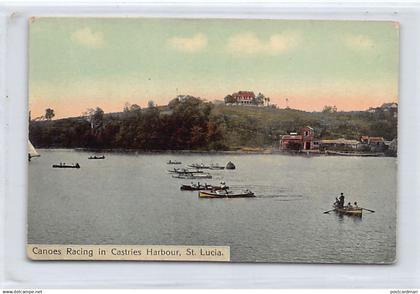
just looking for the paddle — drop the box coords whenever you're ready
[323,209,335,214]
[361,207,375,213]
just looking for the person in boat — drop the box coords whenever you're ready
[333,197,339,207]
[75,163,80,168]
[339,193,345,208]
[347,202,353,209]
[353,201,358,208]
[220,181,227,191]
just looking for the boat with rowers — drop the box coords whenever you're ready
[199,189,255,198]
[168,168,203,174]
[167,160,182,164]
[180,182,229,191]
[209,164,225,170]
[173,173,212,179]
[188,163,210,169]
[52,163,80,169]
[88,155,105,159]
[332,204,363,216]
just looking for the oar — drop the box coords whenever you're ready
[323,209,335,214]
[361,207,375,213]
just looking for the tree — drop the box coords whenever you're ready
[45,108,55,120]
[84,107,104,130]
[147,100,156,108]
[224,94,236,104]
[255,93,266,105]
[124,102,141,112]
[322,105,337,113]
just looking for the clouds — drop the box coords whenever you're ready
[71,27,104,48]
[167,33,208,53]
[227,32,302,55]
[343,34,375,50]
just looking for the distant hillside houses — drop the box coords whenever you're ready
[280,126,397,155]
[224,91,271,106]
[368,102,398,118]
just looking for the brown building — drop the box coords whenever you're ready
[280,126,315,150]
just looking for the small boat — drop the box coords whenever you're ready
[167,160,182,164]
[188,163,210,169]
[225,161,236,170]
[180,183,229,191]
[199,190,255,198]
[168,168,203,174]
[28,140,40,161]
[88,155,105,159]
[333,205,362,216]
[172,173,212,179]
[325,150,384,157]
[52,163,80,169]
[209,164,225,170]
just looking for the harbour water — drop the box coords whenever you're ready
[28,149,397,263]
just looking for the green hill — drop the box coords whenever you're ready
[29,97,397,150]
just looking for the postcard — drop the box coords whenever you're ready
[28,18,398,263]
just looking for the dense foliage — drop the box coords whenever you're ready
[29,96,397,150]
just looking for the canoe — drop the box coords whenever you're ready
[199,190,255,198]
[188,164,210,169]
[168,168,203,174]
[209,165,225,170]
[88,155,105,159]
[334,207,363,216]
[52,163,80,169]
[173,173,212,179]
[180,184,229,191]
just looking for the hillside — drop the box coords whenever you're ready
[29,97,397,150]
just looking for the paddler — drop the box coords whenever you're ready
[339,193,345,208]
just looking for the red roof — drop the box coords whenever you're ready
[233,91,255,99]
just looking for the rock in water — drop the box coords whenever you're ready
[226,161,236,170]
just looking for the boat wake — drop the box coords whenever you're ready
[227,184,304,200]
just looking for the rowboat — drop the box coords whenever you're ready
[173,173,212,179]
[209,164,225,170]
[188,163,210,169]
[199,190,255,198]
[52,163,80,169]
[88,155,105,159]
[180,184,229,191]
[168,168,203,174]
[167,160,182,164]
[333,206,363,216]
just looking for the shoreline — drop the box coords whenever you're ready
[35,147,395,157]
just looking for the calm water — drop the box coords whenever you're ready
[28,149,397,263]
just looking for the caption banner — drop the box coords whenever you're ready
[27,244,230,261]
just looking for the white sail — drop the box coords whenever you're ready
[28,140,40,157]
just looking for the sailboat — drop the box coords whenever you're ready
[28,140,40,161]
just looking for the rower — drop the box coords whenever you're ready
[347,202,353,209]
[339,193,345,208]
[354,201,358,208]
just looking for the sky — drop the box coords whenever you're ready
[29,18,399,119]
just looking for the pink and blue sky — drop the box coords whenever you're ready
[29,18,399,118]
